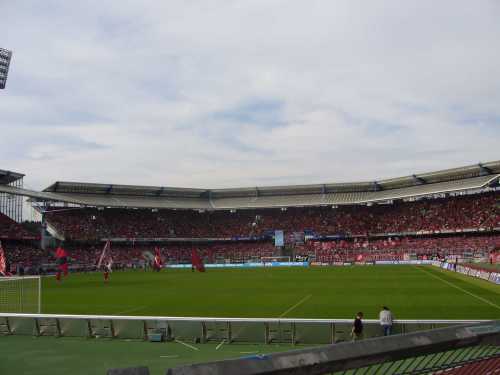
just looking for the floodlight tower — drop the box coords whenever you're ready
[0,48,13,89]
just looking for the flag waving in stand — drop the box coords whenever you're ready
[97,240,110,269]
[98,240,112,282]
[0,241,12,276]
[55,246,69,281]
[191,249,205,272]
[153,247,163,272]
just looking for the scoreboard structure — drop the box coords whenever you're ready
[0,48,12,89]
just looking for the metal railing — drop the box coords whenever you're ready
[165,321,500,375]
[0,312,488,345]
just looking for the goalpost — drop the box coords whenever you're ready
[0,276,41,313]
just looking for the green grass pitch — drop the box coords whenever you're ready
[0,336,299,375]
[42,265,500,320]
[2,265,499,375]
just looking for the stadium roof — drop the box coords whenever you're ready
[1,161,499,210]
[0,169,24,185]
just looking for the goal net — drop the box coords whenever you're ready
[0,276,41,313]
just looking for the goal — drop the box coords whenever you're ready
[0,276,41,313]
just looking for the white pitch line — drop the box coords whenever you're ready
[175,339,199,351]
[216,339,226,350]
[279,294,312,318]
[160,355,179,358]
[416,266,500,311]
[113,306,147,315]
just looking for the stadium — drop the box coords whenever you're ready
[2,2,500,374]
[1,162,499,374]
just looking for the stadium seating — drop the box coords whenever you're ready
[1,241,49,273]
[0,212,37,239]
[2,190,498,271]
[1,241,277,270]
[2,234,498,272]
[295,235,500,263]
[43,192,499,240]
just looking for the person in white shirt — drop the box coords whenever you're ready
[379,306,394,336]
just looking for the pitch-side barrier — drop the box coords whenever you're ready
[0,313,488,345]
[165,321,500,375]
[165,260,436,269]
[433,261,500,285]
[166,261,309,269]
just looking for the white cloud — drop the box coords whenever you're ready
[1,0,499,191]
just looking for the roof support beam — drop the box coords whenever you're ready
[487,176,500,188]
[156,187,165,196]
[412,175,426,185]
[478,163,492,176]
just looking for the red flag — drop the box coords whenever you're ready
[0,241,12,276]
[55,246,67,259]
[55,246,69,279]
[191,249,205,272]
[154,247,163,270]
[106,256,113,272]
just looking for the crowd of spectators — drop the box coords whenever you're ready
[1,241,277,270]
[3,234,498,272]
[159,242,276,264]
[0,213,37,239]
[2,191,498,271]
[295,235,499,263]
[63,242,276,266]
[43,208,258,240]
[44,192,499,240]
[1,241,48,265]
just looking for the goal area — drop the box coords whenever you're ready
[0,276,41,313]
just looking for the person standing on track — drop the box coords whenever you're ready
[103,264,110,283]
[351,312,364,341]
[379,306,394,336]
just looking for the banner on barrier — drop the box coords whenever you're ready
[375,260,434,265]
[436,262,500,285]
[166,262,309,269]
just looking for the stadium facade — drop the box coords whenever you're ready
[0,160,497,211]
[0,169,24,222]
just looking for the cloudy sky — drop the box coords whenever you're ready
[1,0,499,191]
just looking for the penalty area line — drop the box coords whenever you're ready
[416,266,500,311]
[175,339,199,351]
[112,306,148,315]
[216,339,226,350]
[279,294,312,318]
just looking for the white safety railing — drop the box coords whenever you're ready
[0,313,487,345]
